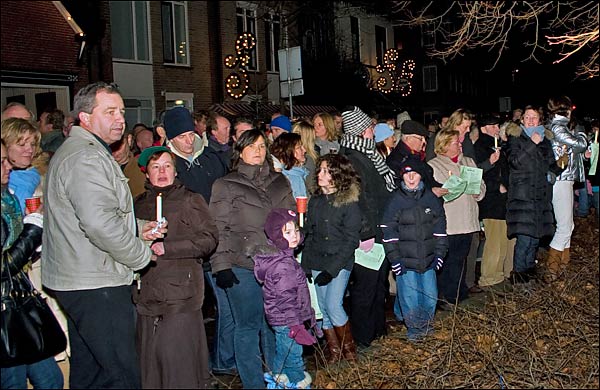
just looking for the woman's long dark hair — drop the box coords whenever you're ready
[312,153,360,195]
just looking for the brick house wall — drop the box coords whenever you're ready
[1,1,113,93]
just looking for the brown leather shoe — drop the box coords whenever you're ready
[322,328,342,364]
[546,247,563,278]
[334,322,357,361]
[468,285,484,294]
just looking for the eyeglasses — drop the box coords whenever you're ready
[407,134,426,142]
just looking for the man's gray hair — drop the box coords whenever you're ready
[73,82,121,117]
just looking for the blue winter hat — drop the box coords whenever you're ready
[164,107,195,139]
[270,116,292,132]
[374,123,394,143]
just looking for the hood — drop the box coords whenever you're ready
[332,180,360,207]
[166,132,208,163]
[253,245,295,283]
[506,121,554,140]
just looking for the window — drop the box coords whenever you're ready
[350,16,360,62]
[110,1,150,62]
[164,92,194,110]
[124,98,154,127]
[423,65,438,92]
[161,1,189,65]
[264,13,281,72]
[236,6,258,70]
[375,25,387,65]
[421,28,435,49]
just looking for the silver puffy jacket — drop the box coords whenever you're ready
[549,115,588,182]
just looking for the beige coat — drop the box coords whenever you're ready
[428,154,486,235]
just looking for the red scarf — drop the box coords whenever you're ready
[450,155,460,163]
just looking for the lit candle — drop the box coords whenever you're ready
[494,136,498,149]
[156,193,162,222]
[448,170,452,177]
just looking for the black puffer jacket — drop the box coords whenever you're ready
[475,133,510,220]
[505,124,560,239]
[209,160,295,273]
[339,147,391,242]
[381,184,448,273]
[301,182,362,278]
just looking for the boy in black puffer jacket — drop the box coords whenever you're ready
[381,160,448,341]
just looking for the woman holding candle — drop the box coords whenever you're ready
[209,129,295,389]
[546,96,588,280]
[133,146,219,388]
[428,130,486,307]
[505,107,561,284]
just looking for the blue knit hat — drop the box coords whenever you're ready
[374,123,394,143]
[164,107,195,139]
[270,116,292,132]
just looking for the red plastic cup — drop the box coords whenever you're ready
[296,196,308,214]
[25,196,41,213]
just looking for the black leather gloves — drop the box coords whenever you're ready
[215,269,240,289]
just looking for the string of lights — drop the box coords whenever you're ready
[223,32,256,99]
[370,48,416,97]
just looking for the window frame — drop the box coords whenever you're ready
[264,12,281,73]
[350,16,360,62]
[123,97,155,128]
[236,4,259,71]
[110,1,152,64]
[423,65,438,92]
[375,25,387,66]
[161,1,190,66]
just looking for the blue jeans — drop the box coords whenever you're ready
[312,269,351,329]
[396,269,438,340]
[576,187,590,216]
[226,267,275,389]
[205,271,236,372]
[271,326,305,383]
[1,357,63,389]
[513,235,539,272]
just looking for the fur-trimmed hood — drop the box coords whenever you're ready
[505,122,554,140]
[331,181,360,207]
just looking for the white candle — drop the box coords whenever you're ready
[448,170,452,177]
[156,193,162,222]
[494,136,498,149]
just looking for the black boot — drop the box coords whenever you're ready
[511,271,530,285]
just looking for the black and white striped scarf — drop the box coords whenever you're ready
[340,133,397,192]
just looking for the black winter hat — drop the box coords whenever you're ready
[264,208,298,250]
[399,159,428,179]
[479,114,500,127]
[164,107,195,139]
[401,120,428,137]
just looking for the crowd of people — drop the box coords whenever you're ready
[1,82,598,389]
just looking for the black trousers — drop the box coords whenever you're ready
[53,285,141,389]
[349,262,389,346]
[437,234,472,304]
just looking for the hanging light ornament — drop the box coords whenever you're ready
[224,32,256,99]
[372,48,415,97]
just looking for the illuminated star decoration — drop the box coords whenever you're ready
[370,48,416,97]
[224,32,256,99]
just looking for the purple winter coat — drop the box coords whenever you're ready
[254,244,315,327]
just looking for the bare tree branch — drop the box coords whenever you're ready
[391,1,598,78]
